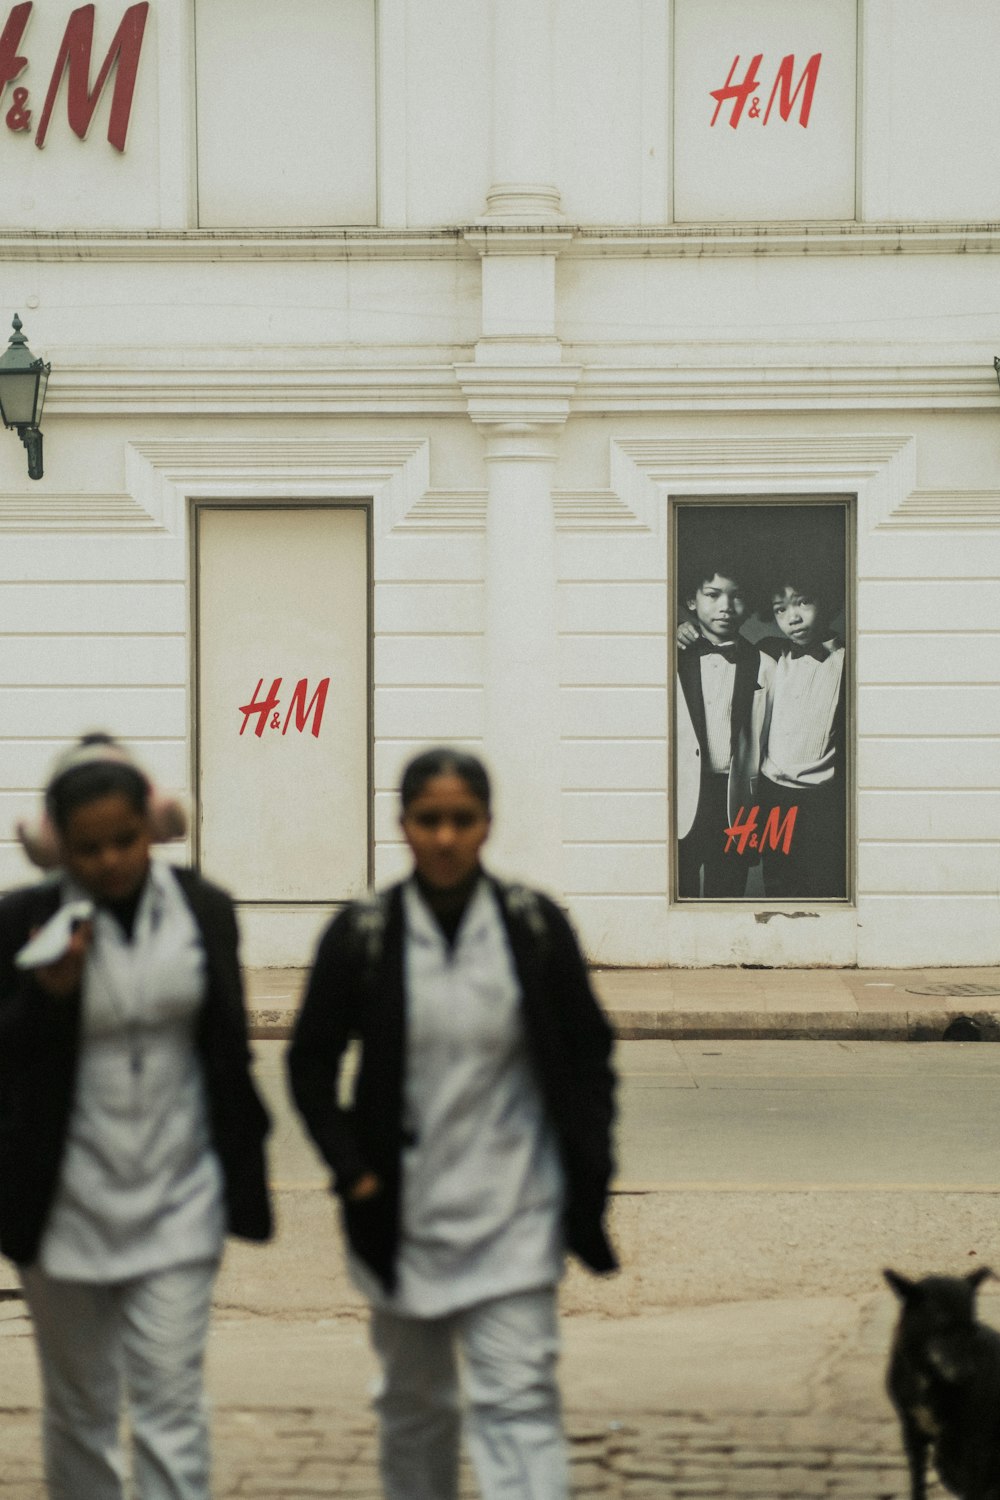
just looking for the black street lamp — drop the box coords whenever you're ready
[0,314,50,480]
[995,355,1000,397]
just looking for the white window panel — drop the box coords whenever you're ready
[195,0,376,227]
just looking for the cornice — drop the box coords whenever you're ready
[567,222,1000,258]
[0,228,474,263]
[42,359,1000,416]
[0,220,998,263]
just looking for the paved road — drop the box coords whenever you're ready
[616,1037,1000,1187]
[5,1041,996,1496]
[259,1036,1000,1192]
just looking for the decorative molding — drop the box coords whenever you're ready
[0,494,161,532]
[567,222,1000,258]
[1,221,998,264]
[393,489,486,532]
[554,489,651,532]
[392,487,651,533]
[0,229,473,263]
[124,438,430,539]
[574,364,1000,412]
[22,444,988,540]
[49,365,469,417]
[889,489,1000,528]
[38,361,999,418]
[609,435,920,533]
[455,361,582,428]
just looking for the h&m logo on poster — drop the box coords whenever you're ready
[0,2,148,151]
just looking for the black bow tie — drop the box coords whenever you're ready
[694,638,738,662]
[787,642,830,662]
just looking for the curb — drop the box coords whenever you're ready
[249,1007,1000,1044]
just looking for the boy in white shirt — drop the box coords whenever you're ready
[756,562,847,898]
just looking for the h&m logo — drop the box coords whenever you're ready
[710,52,822,130]
[0,2,148,151]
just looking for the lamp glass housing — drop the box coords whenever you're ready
[0,316,49,429]
[0,364,42,428]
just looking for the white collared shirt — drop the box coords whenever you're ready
[761,639,845,788]
[351,877,564,1316]
[40,859,225,1281]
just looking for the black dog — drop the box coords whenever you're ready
[885,1267,1000,1500]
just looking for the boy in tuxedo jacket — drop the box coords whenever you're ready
[676,555,773,897]
[756,561,847,899]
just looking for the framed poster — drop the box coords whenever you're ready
[672,498,852,902]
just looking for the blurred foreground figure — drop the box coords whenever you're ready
[0,735,272,1500]
[288,746,618,1500]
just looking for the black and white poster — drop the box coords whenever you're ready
[673,499,850,901]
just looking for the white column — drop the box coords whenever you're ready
[482,426,561,890]
[485,0,561,222]
[458,363,579,896]
[463,0,571,889]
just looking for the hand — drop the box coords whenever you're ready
[34,921,92,998]
[677,621,700,651]
[348,1172,382,1202]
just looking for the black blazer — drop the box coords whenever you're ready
[0,867,272,1267]
[287,876,618,1293]
[676,634,762,768]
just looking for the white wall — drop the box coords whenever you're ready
[0,0,998,967]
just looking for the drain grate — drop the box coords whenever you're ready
[905,982,1000,998]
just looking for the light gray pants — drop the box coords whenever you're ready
[19,1259,218,1500]
[370,1287,568,1500]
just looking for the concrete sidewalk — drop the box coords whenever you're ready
[247,964,1000,1043]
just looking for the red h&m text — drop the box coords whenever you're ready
[238,678,331,739]
[724,804,797,856]
[710,52,822,129]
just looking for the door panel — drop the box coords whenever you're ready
[196,505,369,902]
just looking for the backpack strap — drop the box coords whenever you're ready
[345,887,393,979]
[495,880,551,954]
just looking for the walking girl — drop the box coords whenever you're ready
[288,746,617,1500]
[0,736,272,1499]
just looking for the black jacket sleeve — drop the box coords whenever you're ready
[286,909,370,1196]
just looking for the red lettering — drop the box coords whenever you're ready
[282,678,330,739]
[759,804,798,855]
[35,1,149,152]
[238,678,282,739]
[725,803,798,856]
[763,52,822,128]
[724,804,759,856]
[709,53,763,129]
[0,3,30,115]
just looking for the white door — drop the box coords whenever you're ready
[196,505,370,903]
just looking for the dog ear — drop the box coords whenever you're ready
[967,1267,994,1291]
[884,1269,915,1300]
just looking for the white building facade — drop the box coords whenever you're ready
[1,0,998,967]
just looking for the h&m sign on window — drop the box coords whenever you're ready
[673,0,857,222]
[0,2,148,151]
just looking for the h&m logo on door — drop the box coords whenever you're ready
[0,2,148,150]
[710,52,822,129]
[238,678,331,740]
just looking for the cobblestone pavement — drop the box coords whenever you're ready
[1,1410,948,1498]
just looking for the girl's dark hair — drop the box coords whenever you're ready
[400,747,491,812]
[45,737,151,832]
